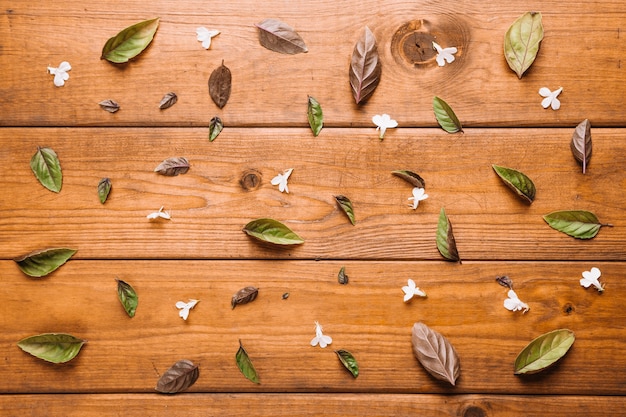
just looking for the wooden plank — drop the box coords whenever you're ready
[2,393,626,416]
[2,260,624,394]
[0,128,623,260]
[1,1,625,127]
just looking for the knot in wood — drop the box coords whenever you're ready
[462,406,487,417]
[240,169,262,191]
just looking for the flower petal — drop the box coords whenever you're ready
[403,292,413,302]
[58,61,71,72]
[541,96,552,109]
[179,308,190,320]
[372,114,383,126]
[538,87,552,97]
[53,73,66,87]
[310,336,319,347]
[580,278,593,288]
[551,97,561,110]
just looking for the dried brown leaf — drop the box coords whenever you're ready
[231,286,259,309]
[349,26,381,104]
[154,157,190,176]
[570,119,592,174]
[159,92,178,110]
[496,275,513,289]
[99,99,120,113]
[209,60,231,109]
[411,322,460,386]
[155,359,199,394]
[255,18,308,54]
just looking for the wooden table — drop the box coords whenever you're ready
[1,1,625,415]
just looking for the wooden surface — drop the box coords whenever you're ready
[1,0,625,416]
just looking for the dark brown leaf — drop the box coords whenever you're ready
[349,26,381,104]
[255,18,308,54]
[99,99,120,113]
[155,359,199,394]
[337,266,349,285]
[392,170,426,188]
[496,275,513,289]
[159,92,178,110]
[209,60,231,109]
[154,157,190,176]
[570,119,592,174]
[411,322,460,386]
[231,286,259,309]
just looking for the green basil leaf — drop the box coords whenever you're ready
[543,210,604,239]
[392,170,426,189]
[307,95,324,136]
[155,359,199,393]
[514,329,575,374]
[30,147,62,193]
[433,96,463,133]
[335,349,359,378]
[236,340,260,384]
[17,333,86,364]
[15,248,77,277]
[101,18,160,63]
[209,116,223,142]
[492,164,535,204]
[436,208,460,263]
[116,278,138,317]
[243,218,304,245]
[334,195,355,225]
[98,178,112,204]
[504,12,543,79]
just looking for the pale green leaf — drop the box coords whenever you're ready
[515,329,575,374]
[30,147,62,193]
[436,208,460,263]
[334,195,355,225]
[116,278,138,317]
[307,95,323,136]
[15,248,77,277]
[98,178,112,204]
[433,97,463,133]
[209,116,223,142]
[101,18,160,63]
[243,218,304,245]
[236,340,260,384]
[504,12,544,78]
[17,333,85,364]
[543,210,605,239]
[492,164,536,204]
[335,349,359,378]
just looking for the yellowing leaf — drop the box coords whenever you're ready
[17,333,85,364]
[515,329,575,374]
[334,195,355,225]
[236,340,260,384]
[98,178,112,204]
[307,95,323,136]
[433,97,462,133]
[30,147,62,193]
[101,18,160,63]
[243,218,304,245]
[504,12,543,78]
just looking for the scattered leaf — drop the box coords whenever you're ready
[209,60,231,109]
[392,170,426,189]
[98,178,112,204]
[335,349,359,378]
[411,322,460,386]
[543,210,607,239]
[243,218,304,245]
[154,157,190,176]
[504,12,543,78]
[436,208,460,263]
[334,195,355,225]
[231,286,259,309]
[307,95,323,136]
[15,248,77,277]
[209,116,223,142]
[496,275,513,289]
[282,292,290,299]
[433,96,462,133]
[101,18,160,63]
[349,26,381,104]
[155,359,199,394]
[255,18,308,55]
[570,119,592,174]
[30,147,62,193]
[337,266,349,285]
[492,164,536,204]
[99,99,120,113]
[116,278,138,317]
[236,340,260,384]
[17,333,85,364]
[159,92,178,110]
[514,329,575,374]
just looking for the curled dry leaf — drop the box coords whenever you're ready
[31,146,62,193]
[436,208,461,263]
[334,195,355,225]
[116,278,138,318]
[392,170,426,189]
[209,60,231,109]
[236,340,260,384]
[496,275,513,289]
[154,157,190,176]
[159,92,178,110]
[543,210,608,239]
[492,164,536,204]
[570,119,592,174]
[337,266,349,285]
[243,218,304,245]
[335,349,359,378]
[307,95,323,136]
[411,322,460,386]
[99,99,120,113]
[101,18,160,63]
[155,359,199,394]
[504,12,543,78]
[231,286,259,309]
[98,178,112,204]
[514,329,575,374]
[433,96,463,133]
[15,248,77,277]
[349,26,381,104]
[209,116,223,142]
[17,333,86,364]
[255,18,308,54]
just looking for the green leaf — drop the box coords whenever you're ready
[209,116,223,142]
[101,18,160,63]
[436,208,460,263]
[243,218,304,245]
[335,349,359,378]
[307,95,324,136]
[504,12,544,79]
[433,97,463,133]
[116,278,138,318]
[392,170,425,188]
[334,195,355,225]
[17,333,86,364]
[492,165,536,204]
[98,178,112,204]
[15,248,77,277]
[543,210,605,239]
[236,340,260,384]
[30,147,62,193]
[514,329,575,374]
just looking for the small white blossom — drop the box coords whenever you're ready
[146,206,171,220]
[176,299,199,320]
[580,267,604,292]
[310,321,332,348]
[432,41,457,67]
[271,168,293,193]
[503,289,529,313]
[408,187,428,209]
[372,114,398,140]
[47,61,71,87]
[402,278,427,302]
[196,27,220,49]
[539,87,563,110]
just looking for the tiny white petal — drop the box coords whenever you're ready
[408,187,428,209]
[196,27,220,49]
[580,267,603,292]
[538,87,552,97]
[539,87,562,110]
[372,114,397,139]
[551,97,561,110]
[433,42,457,67]
[147,206,171,220]
[503,289,529,313]
[271,168,293,193]
[541,96,552,109]
[58,61,72,72]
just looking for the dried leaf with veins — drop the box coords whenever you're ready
[209,60,231,109]
[101,18,160,64]
[411,322,460,386]
[255,18,307,54]
[392,170,425,189]
[99,99,120,113]
[155,359,199,393]
[570,119,592,174]
[496,275,513,289]
[504,12,543,78]
[154,157,190,176]
[236,340,260,384]
[159,92,178,110]
[514,329,574,374]
[337,266,349,285]
[231,286,259,309]
[349,26,381,104]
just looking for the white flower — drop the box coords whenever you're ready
[402,278,427,302]
[176,299,199,320]
[147,206,171,220]
[47,61,71,87]
[503,289,529,313]
[408,187,428,209]
[372,114,398,139]
[310,321,332,348]
[271,168,293,193]
[432,41,457,67]
[580,267,604,292]
[539,87,563,110]
[196,27,220,49]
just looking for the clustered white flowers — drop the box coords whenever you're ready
[47,61,71,87]
[310,321,332,348]
[271,168,293,193]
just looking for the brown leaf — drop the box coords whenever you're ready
[99,99,120,113]
[155,359,199,394]
[392,170,426,188]
[208,60,232,109]
[231,286,259,309]
[159,92,178,110]
[570,119,592,174]
[496,275,513,289]
[255,18,308,55]
[154,157,190,176]
[411,322,460,386]
[349,26,381,104]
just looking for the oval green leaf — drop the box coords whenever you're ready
[209,116,223,142]
[543,210,603,239]
[492,164,536,204]
[514,329,575,374]
[17,333,85,364]
[307,95,324,136]
[433,97,463,133]
[98,178,112,204]
[243,218,304,245]
[15,248,77,277]
[504,12,544,79]
[236,340,260,384]
[31,147,62,193]
[436,208,460,263]
[334,195,355,225]
[101,18,160,63]
[392,170,426,189]
[335,349,359,378]
[116,278,138,317]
